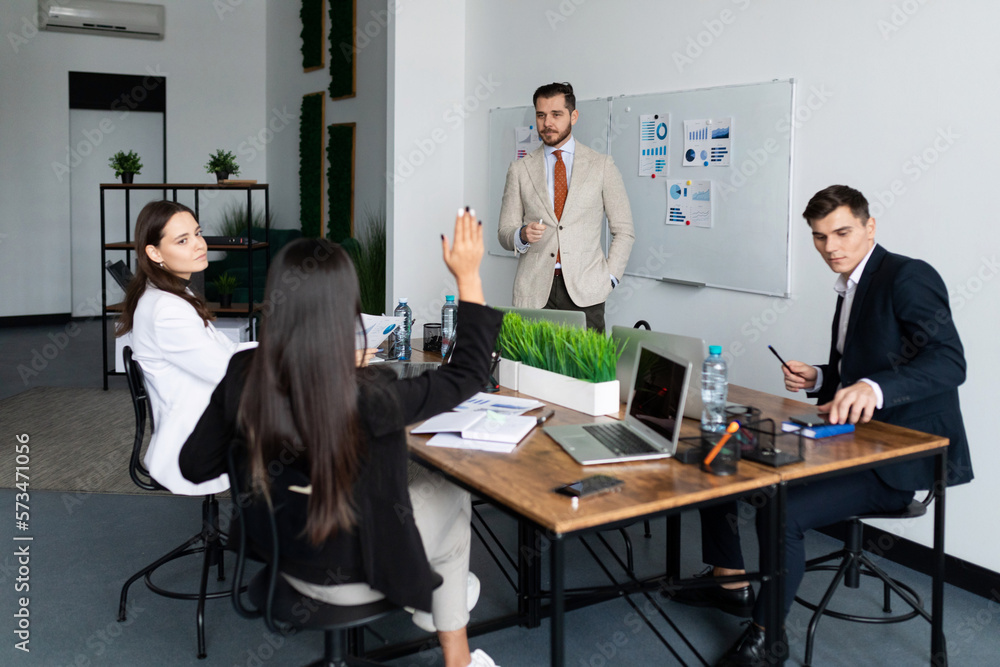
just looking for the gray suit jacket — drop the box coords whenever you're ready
[497,142,634,309]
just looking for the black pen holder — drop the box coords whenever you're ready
[422,323,442,352]
[698,427,741,476]
[731,415,805,467]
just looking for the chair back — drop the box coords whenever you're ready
[227,448,399,637]
[122,346,162,491]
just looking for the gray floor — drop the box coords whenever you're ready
[2,319,998,665]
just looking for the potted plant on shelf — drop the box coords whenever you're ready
[496,313,622,415]
[108,150,143,184]
[205,149,241,183]
[212,271,238,308]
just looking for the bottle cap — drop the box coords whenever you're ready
[445,295,455,302]
[399,297,408,303]
[709,345,722,355]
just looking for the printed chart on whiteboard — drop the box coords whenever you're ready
[666,180,712,228]
[683,118,732,167]
[513,125,541,161]
[638,113,670,176]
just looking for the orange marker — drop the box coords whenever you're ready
[702,421,740,466]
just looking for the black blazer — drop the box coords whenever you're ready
[809,244,973,491]
[179,302,504,612]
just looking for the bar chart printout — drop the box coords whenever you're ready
[514,125,541,161]
[666,180,712,228]
[683,118,732,167]
[638,113,670,176]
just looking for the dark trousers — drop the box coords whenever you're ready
[544,274,606,333]
[700,470,914,626]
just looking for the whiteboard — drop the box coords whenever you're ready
[486,80,795,296]
[486,98,610,257]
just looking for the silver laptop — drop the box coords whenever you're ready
[544,343,691,465]
[611,326,707,420]
[496,306,586,329]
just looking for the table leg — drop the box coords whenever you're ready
[759,482,786,665]
[550,535,565,667]
[665,514,681,580]
[518,520,543,628]
[932,451,947,666]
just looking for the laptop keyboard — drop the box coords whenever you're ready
[582,423,660,456]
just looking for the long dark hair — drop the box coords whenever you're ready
[116,200,214,336]
[239,239,364,544]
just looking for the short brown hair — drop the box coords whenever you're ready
[802,185,870,225]
[533,82,576,113]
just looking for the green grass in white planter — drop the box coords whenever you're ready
[497,312,620,383]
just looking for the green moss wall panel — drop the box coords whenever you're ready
[299,93,325,237]
[327,123,355,243]
[328,0,356,99]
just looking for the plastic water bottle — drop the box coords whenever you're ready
[701,345,728,433]
[441,295,458,359]
[393,298,413,361]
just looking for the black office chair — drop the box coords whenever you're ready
[118,346,230,659]
[795,492,935,667]
[228,448,400,667]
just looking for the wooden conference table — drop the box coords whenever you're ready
[404,357,950,666]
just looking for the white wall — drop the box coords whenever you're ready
[388,0,466,322]
[265,0,389,239]
[0,0,266,318]
[455,1,999,570]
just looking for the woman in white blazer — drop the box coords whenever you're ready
[116,200,255,495]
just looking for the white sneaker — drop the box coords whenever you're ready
[410,572,481,633]
[467,648,498,667]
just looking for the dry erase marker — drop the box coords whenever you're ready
[768,345,804,378]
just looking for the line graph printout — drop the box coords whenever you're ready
[638,113,670,176]
[513,125,541,161]
[666,180,712,228]
[683,118,732,167]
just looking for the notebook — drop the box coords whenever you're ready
[611,326,707,420]
[544,343,691,465]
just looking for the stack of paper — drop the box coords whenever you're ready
[412,410,538,453]
[452,392,544,415]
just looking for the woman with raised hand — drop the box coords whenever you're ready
[117,200,255,495]
[180,209,501,667]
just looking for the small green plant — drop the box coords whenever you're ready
[497,313,621,383]
[108,150,143,177]
[213,201,271,239]
[340,204,386,315]
[204,149,241,176]
[212,271,238,295]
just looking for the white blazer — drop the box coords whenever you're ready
[130,286,256,495]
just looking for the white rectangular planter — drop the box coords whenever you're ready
[515,363,620,416]
[497,358,520,391]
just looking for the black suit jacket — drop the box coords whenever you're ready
[180,302,504,612]
[809,244,973,491]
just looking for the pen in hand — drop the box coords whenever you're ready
[768,345,804,378]
[536,410,555,426]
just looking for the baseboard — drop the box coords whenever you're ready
[0,313,72,328]
[817,523,1000,601]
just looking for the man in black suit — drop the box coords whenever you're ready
[701,185,974,666]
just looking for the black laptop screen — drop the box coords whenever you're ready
[628,347,687,441]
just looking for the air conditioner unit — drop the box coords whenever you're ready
[40,1,165,40]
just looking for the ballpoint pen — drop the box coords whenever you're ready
[536,410,555,426]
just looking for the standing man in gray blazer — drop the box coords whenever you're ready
[498,82,634,332]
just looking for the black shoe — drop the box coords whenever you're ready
[716,623,788,667]
[664,569,755,618]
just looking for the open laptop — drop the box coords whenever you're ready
[496,306,586,329]
[611,326,707,420]
[544,343,691,465]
